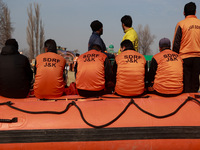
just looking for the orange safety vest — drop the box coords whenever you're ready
[34,52,66,98]
[153,50,183,94]
[173,15,200,59]
[76,50,107,91]
[115,50,146,96]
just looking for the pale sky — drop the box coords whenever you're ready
[5,0,200,55]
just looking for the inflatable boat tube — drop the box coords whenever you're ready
[0,93,200,150]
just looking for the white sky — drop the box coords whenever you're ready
[5,0,200,55]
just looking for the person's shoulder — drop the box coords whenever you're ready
[152,51,161,59]
[36,52,46,58]
[136,51,146,60]
[16,53,29,60]
[177,17,189,25]
[131,50,143,56]
[54,53,66,61]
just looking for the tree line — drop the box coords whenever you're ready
[0,0,155,60]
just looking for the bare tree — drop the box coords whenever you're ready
[137,24,155,55]
[27,3,44,60]
[0,0,14,49]
[39,20,45,54]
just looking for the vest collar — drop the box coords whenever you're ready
[123,48,135,52]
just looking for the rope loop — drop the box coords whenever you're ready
[0,96,199,128]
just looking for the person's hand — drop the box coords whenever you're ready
[148,87,154,92]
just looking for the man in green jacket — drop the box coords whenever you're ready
[118,15,138,55]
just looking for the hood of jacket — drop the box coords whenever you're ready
[1,46,19,55]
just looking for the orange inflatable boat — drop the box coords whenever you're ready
[0,93,200,150]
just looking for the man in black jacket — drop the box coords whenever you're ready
[0,39,33,98]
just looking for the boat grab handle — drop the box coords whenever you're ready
[0,117,18,123]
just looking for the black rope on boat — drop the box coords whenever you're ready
[132,96,199,119]
[40,96,102,101]
[3,101,74,114]
[0,96,200,128]
[71,96,200,128]
[73,99,134,128]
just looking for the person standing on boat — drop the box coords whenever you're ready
[172,2,200,93]
[149,38,183,96]
[0,39,33,98]
[113,40,147,97]
[88,20,106,52]
[75,44,112,97]
[34,39,66,99]
[88,20,115,59]
[117,15,138,55]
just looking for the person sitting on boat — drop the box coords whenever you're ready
[75,44,112,97]
[148,38,183,96]
[34,39,66,99]
[113,40,147,97]
[0,39,33,98]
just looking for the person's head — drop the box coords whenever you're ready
[159,38,171,51]
[90,20,103,35]
[5,39,19,50]
[121,15,132,31]
[44,39,57,53]
[184,2,196,17]
[120,40,134,52]
[76,53,80,57]
[91,44,102,51]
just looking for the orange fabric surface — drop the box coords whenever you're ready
[34,52,66,98]
[76,50,107,91]
[153,50,183,94]
[115,50,146,96]
[173,15,200,59]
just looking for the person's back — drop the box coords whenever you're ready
[173,3,200,59]
[76,45,112,97]
[113,40,146,97]
[118,15,138,55]
[88,20,106,52]
[149,38,183,96]
[172,2,200,93]
[34,39,66,99]
[0,39,33,98]
[152,50,183,94]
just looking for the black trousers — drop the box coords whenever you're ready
[150,90,182,97]
[183,57,200,93]
[77,89,104,97]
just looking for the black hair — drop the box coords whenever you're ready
[44,39,57,53]
[91,44,102,51]
[90,20,103,32]
[121,15,132,27]
[120,40,134,50]
[5,39,19,50]
[76,53,80,57]
[184,2,196,16]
